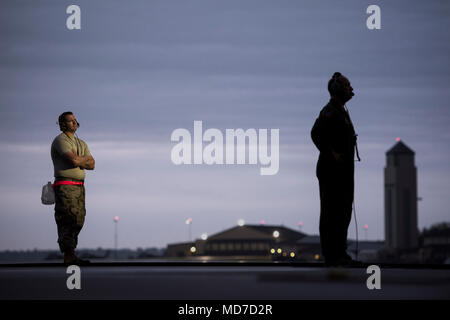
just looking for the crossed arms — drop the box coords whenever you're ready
[63,149,95,170]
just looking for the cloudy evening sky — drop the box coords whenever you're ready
[0,0,449,250]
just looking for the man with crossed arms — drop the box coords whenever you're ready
[51,111,95,265]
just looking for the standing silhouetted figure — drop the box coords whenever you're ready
[311,72,360,267]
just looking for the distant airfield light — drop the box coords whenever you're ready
[201,233,208,240]
[185,217,192,225]
[237,219,245,227]
[114,216,119,222]
[273,230,280,238]
[261,220,265,225]
[190,246,197,253]
[298,221,303,227]
[364,224,369,230]
[396,137,401,142]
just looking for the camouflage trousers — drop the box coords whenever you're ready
[54,184,86,253]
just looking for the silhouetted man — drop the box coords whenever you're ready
[51,112,95,265]
[311,72,360,267]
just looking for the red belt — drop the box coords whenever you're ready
[52,181,84,188]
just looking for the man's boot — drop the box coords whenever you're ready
[64,249,77,264]
[64,249,90,265]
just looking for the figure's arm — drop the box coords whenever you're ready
[311,115,332,154]
[81,143,95,170]
[311,113,343,162]
[81,155,95,170]
[62,149,95,170]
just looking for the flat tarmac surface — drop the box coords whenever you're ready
[1,262,449,300]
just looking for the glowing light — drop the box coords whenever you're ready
[260,220,265,225]
[273,230,280,238]
[270,248,275,254]
[201,233,208,240]
[237,219,245,226]
[190,246,196,253]
[290,252,295,258]
[185,218,192,225]
[364,224,369,230]
[277,248,282,254]
[298,221,303,227]
[396,137,401,142]
[114,216,119,222]
[314,254,320,260]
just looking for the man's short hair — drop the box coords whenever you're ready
[58,111,74,132]
[327,72,343,96]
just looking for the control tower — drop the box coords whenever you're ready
[384,140,418,250]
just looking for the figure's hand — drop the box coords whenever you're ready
[332,151,344,162]
[83,155,95,170]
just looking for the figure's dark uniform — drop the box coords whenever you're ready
[311,97,357,263]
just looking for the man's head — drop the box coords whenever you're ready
[58,111,79,133]
[327,72,354,104]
